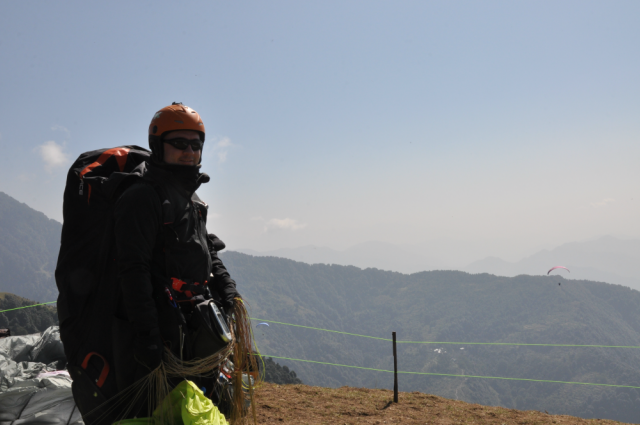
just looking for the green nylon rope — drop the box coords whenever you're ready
[260,354,640,389]
[0,301,56,314]
[2,304,638,349]
[251,318,640,349]
[5,302,640,388]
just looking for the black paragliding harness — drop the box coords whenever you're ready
[162,275,232,361]
[160,274,236,414]
[56,146,236,423]
[158,196,233,362]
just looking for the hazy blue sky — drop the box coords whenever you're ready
[1,1,639,263]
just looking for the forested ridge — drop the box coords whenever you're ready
[221,251,640,423]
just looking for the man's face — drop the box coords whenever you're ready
[163,130,202,166]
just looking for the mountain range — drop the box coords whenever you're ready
[464,236,640,291]
[239,235,640,292]
[239,241,445,274]
[0,192,61,302]
[5,191,640,421]
[3,189,640,300]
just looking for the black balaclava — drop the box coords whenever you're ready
[148,132,210,190]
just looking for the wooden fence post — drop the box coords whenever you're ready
[393,331,398,403]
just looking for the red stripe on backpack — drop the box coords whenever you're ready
[79,147,131,179]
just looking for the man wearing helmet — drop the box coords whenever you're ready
[111,103,240,408]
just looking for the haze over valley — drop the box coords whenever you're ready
[239,235,640,292]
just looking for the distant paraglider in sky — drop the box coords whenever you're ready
[256,322,270,337]
[547,266,570,275]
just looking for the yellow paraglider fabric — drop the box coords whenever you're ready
[113,380,229,425]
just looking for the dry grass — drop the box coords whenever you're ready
[253,383,631,425]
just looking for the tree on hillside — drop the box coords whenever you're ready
[0,293,58,335]
[262,357,303,385]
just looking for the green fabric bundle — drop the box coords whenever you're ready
[114,380,228,425]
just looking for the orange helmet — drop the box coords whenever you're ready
[148,102,205,163]
[149,102,205,140]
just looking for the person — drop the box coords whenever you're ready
[110,102,241,412]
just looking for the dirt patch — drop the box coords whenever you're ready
[252,383,630,424]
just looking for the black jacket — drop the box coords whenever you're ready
[113,162,236,339]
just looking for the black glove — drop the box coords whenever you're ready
[220,283,240,311]
[207,233,226,252]
[133,329,164,373]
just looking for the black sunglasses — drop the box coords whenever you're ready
[164,138,203,151]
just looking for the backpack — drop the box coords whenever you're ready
[55,145,152,423]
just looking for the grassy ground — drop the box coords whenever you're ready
[252,383,631,425]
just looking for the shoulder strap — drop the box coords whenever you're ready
[150,184,175,226]
[149,184,183,286]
